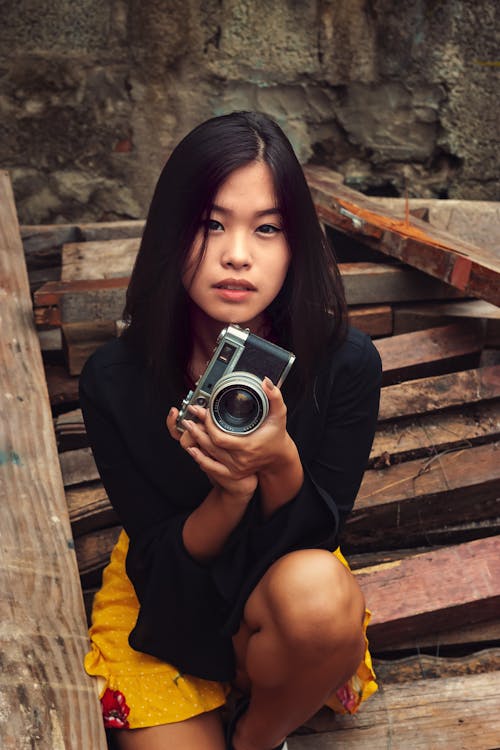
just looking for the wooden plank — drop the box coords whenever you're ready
[348,305,392,337]
[373,197,500,253]
[290,671,500,749]
[62,237,140,281]
[62,320,118,375]
[374,322,484,383]
[341,262,461,305]
[373,647,500,684]
[0,171,106,749]
[55,408,87,450]
[45,364,79,406]
[355,536,500,649]
[370,400,500,467]
[393,299,500,343]
[34,277,128,326]
[75,526,122,584]
[385,620,500,653]
[305,164,500,306]
[346,442,500,548]
[378,365,500,421]
[59,447,99,487]
[66,484,116,537]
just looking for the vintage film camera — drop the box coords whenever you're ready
[176,324,295,435]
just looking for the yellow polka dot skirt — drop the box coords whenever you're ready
[84,530,377,729]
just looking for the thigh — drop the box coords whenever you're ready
[113,709,225,750]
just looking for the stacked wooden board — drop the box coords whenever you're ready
[2,167,499,748]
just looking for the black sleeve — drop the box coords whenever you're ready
[217,330,382,632]
[79,353,236,681]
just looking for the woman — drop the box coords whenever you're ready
[80,111,381,750]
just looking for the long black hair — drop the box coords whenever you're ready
[122,111,347,398]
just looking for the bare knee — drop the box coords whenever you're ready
[245,550,365,657]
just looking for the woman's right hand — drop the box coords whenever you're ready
[166,407,258,502]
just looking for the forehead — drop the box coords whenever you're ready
[213,161,278,211]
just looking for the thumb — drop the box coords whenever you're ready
[262,377,286,419]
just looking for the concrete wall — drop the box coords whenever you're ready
[0,0,498,223]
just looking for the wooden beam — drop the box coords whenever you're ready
[346,442,500,548]
[0,171,107,749]
[66,484,116,537]
[393,301,500,347]
[354,536,500,649]
[348,305,392,337]
[341,262,461,305]
[62,320,118,375]
[292,671,500,749]
[34,277,128,326]
[378,365,500,421]
[370,400,500,467]
[374,322,484,384]
[305,164,500,306]
[372,197,500,253]
[62,237,140,281]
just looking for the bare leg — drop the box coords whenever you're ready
[231,550,366,750]
[114,709,225,750]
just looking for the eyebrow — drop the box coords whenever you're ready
[211,204,282,218]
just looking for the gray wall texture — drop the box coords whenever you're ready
[0,0,498,223]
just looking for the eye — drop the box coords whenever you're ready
[257,224,281,235]
[207,219,223,232]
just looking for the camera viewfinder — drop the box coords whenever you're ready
[218,344,236,363]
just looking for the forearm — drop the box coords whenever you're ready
[182,485,252,563]
[258,434,304,519]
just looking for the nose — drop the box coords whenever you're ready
[220,231,252,269]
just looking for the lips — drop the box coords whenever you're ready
[213,278,256,291]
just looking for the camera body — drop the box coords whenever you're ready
[176,324,295,435]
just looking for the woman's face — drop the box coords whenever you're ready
[182,161,290,334]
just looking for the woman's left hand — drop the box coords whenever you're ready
[174,377,291,479]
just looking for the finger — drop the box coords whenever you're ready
[166,407,182,441]
[182,418,224,459]
[262,377,287,419]
[185,445,234,477]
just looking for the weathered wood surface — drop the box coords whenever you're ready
[374,197,500,253]
[393,299,500,344]
[347,442,500,548]
[289,671,500,749]
[373,647,500,683]
[45,364,79,405]
[378,365,500,421]
[348,305,392,337]
[374,322,484,384]
[62,237,141,280]
[370,400,500,466]
[0,172,107,749]
[66,483,117,536]
[356,536,500,649]
[34,276,129,326]
[59,447,100,487]
[383,619,500,653]
[305,164,500,306]
[62,320,118,375]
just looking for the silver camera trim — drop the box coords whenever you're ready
[210,371,269,434]
[176,324,295,434]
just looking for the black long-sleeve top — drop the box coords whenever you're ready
[79,326,381,682]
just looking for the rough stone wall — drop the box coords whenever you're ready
[0,0,498,223]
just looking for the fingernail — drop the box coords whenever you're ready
[168,408,174,417]
[264,376,274,390]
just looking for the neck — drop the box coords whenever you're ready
[187,305,272,381]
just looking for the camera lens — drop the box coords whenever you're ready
[210,373,268,434]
